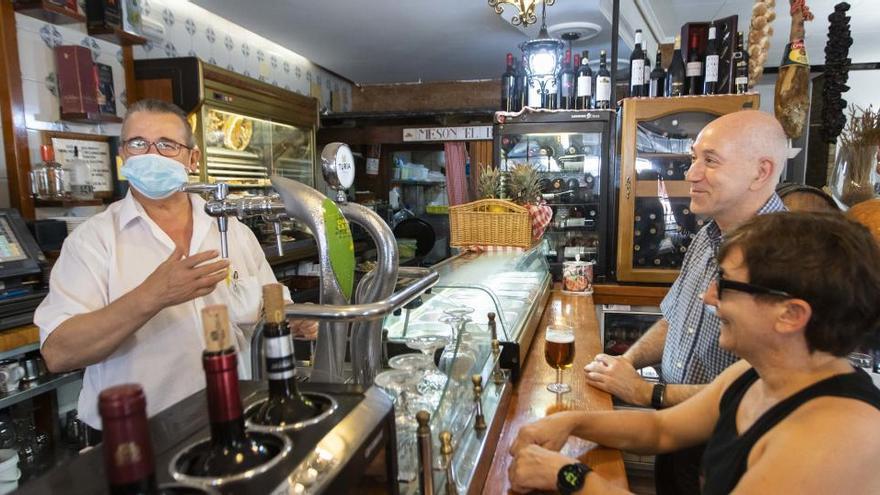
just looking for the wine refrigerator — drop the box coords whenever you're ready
[494,109,616,282]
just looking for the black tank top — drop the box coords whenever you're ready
[702,367,880,494]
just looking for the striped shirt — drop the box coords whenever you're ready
[660,194,787,384]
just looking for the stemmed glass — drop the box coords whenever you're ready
[545,324,575,394]
[374,369,420,482]
[405,334,450,395]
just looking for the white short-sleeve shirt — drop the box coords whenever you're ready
[34,192,289,429]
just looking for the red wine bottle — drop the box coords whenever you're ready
[703,23,719,95]
[733,32,749,94]
[101,384,159,495]
[501,53,516,112]
[559,49,576,110]
[630,29,645,97]
[667,35,686,97]
[595,50,611,109]
[187,306,276,477]
[642,48,652,97]
[649,52,666,97]
[685,31,703,95]
[576,50,593,109]
[251,284,320,427]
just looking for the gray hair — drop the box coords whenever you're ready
[121,98,195,147]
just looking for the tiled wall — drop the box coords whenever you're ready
[5,0,352,209]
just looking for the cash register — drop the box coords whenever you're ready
[0,209,48,330]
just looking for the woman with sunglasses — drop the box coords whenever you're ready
[508,212,880,494]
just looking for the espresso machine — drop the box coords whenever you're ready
[19,143,438,495]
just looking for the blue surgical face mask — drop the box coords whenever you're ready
[121,154,189,199]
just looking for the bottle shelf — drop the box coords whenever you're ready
[59,112,123,124]
[34,198,104,207]
[87,27,148,46]
[0,371,83,410]
[13,0,85,25]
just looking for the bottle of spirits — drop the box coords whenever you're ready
[667,35,686,96]
[703,23,719,95]
[559,49,576,110]
[733,31,749,94]
[516,54,529,110]
[250,284,321,427]
[501,53,516,111]
[649,52,666,97]
[68,145,94,200]
[100,384,159,495]
[576,50,593,109]
[642,48,652,96]
[685,32,703,95]
[31,145,69,200]
[629,29,645,97]
[186,305,276,477]
[595,50,612,109]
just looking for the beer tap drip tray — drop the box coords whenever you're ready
[169,430,292,487]
[243,392,338,432]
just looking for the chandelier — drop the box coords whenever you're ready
[488,0,556,27]
[520,0,563,97]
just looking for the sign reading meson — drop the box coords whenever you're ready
[402,126,492,142]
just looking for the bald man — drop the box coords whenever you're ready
[584,110,788,495]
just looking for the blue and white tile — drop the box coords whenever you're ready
[17,26,56,81]
[21,79,60,128]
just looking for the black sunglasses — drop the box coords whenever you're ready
[716,268,795,300]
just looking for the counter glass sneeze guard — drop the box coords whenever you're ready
[382,244,551,492]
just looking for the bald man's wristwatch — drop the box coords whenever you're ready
[558,462,591,494]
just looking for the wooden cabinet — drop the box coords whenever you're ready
[615,94,759,283]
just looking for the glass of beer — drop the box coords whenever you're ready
[545,324,575,393]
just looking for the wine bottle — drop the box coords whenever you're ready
[100,384,159,495]
[560,50,576,110]
[703,24,719,95]
[516,54,529,109]
[501,53,516,111]
[685,32,703,95]
[545,73,559,110]
[667,35,686,97]
[630,29,645,97]
[642,48,652,96]
[251,284,321,427]
[595,50,611,109]
[649,52,666,97]
[576,50,593,109]
[187,305,276,477]
[733,31,749,94]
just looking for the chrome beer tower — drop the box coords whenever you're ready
[182,143,437,386]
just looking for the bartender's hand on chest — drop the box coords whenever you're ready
[139,246,230,311]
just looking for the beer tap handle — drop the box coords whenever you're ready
[272,220,283,257]
[416,410,434,495]
[439,430,458,495]
[472,374,487,431]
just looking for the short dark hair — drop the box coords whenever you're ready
[719,212,880,356]
[121,98,194,147]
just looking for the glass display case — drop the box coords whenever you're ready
[381,245,551,493]
[494,109,615,282]
[616,95,759,283]
[134,57,319,189]
[199,107,314,187]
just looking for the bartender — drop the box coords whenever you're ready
[35,99,292,439]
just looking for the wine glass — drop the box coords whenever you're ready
[440,306,475,340]
[373,369,419,482]
[545,324,575,394]
[405,334,450,395]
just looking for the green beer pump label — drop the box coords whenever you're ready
[321,198,354,301]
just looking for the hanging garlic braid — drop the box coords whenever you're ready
[748,0,777,87]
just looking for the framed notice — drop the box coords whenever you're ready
[43,132,115,198]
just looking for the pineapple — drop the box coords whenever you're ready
[508,163,541,205]
[477,164,501,199]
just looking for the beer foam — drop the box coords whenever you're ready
[546,330,575,344]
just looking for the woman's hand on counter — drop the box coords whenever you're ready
[584,353,651,407]
[509,410,580,456]
[508,444,576,493]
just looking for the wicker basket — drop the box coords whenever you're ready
[449,199,533,248]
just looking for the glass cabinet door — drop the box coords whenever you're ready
[498,129,604,272]
[616,95,760,283]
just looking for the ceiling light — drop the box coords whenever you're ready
[489,0,555,28]
[520,0,564,97]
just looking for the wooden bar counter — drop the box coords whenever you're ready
[483,287,629,493]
